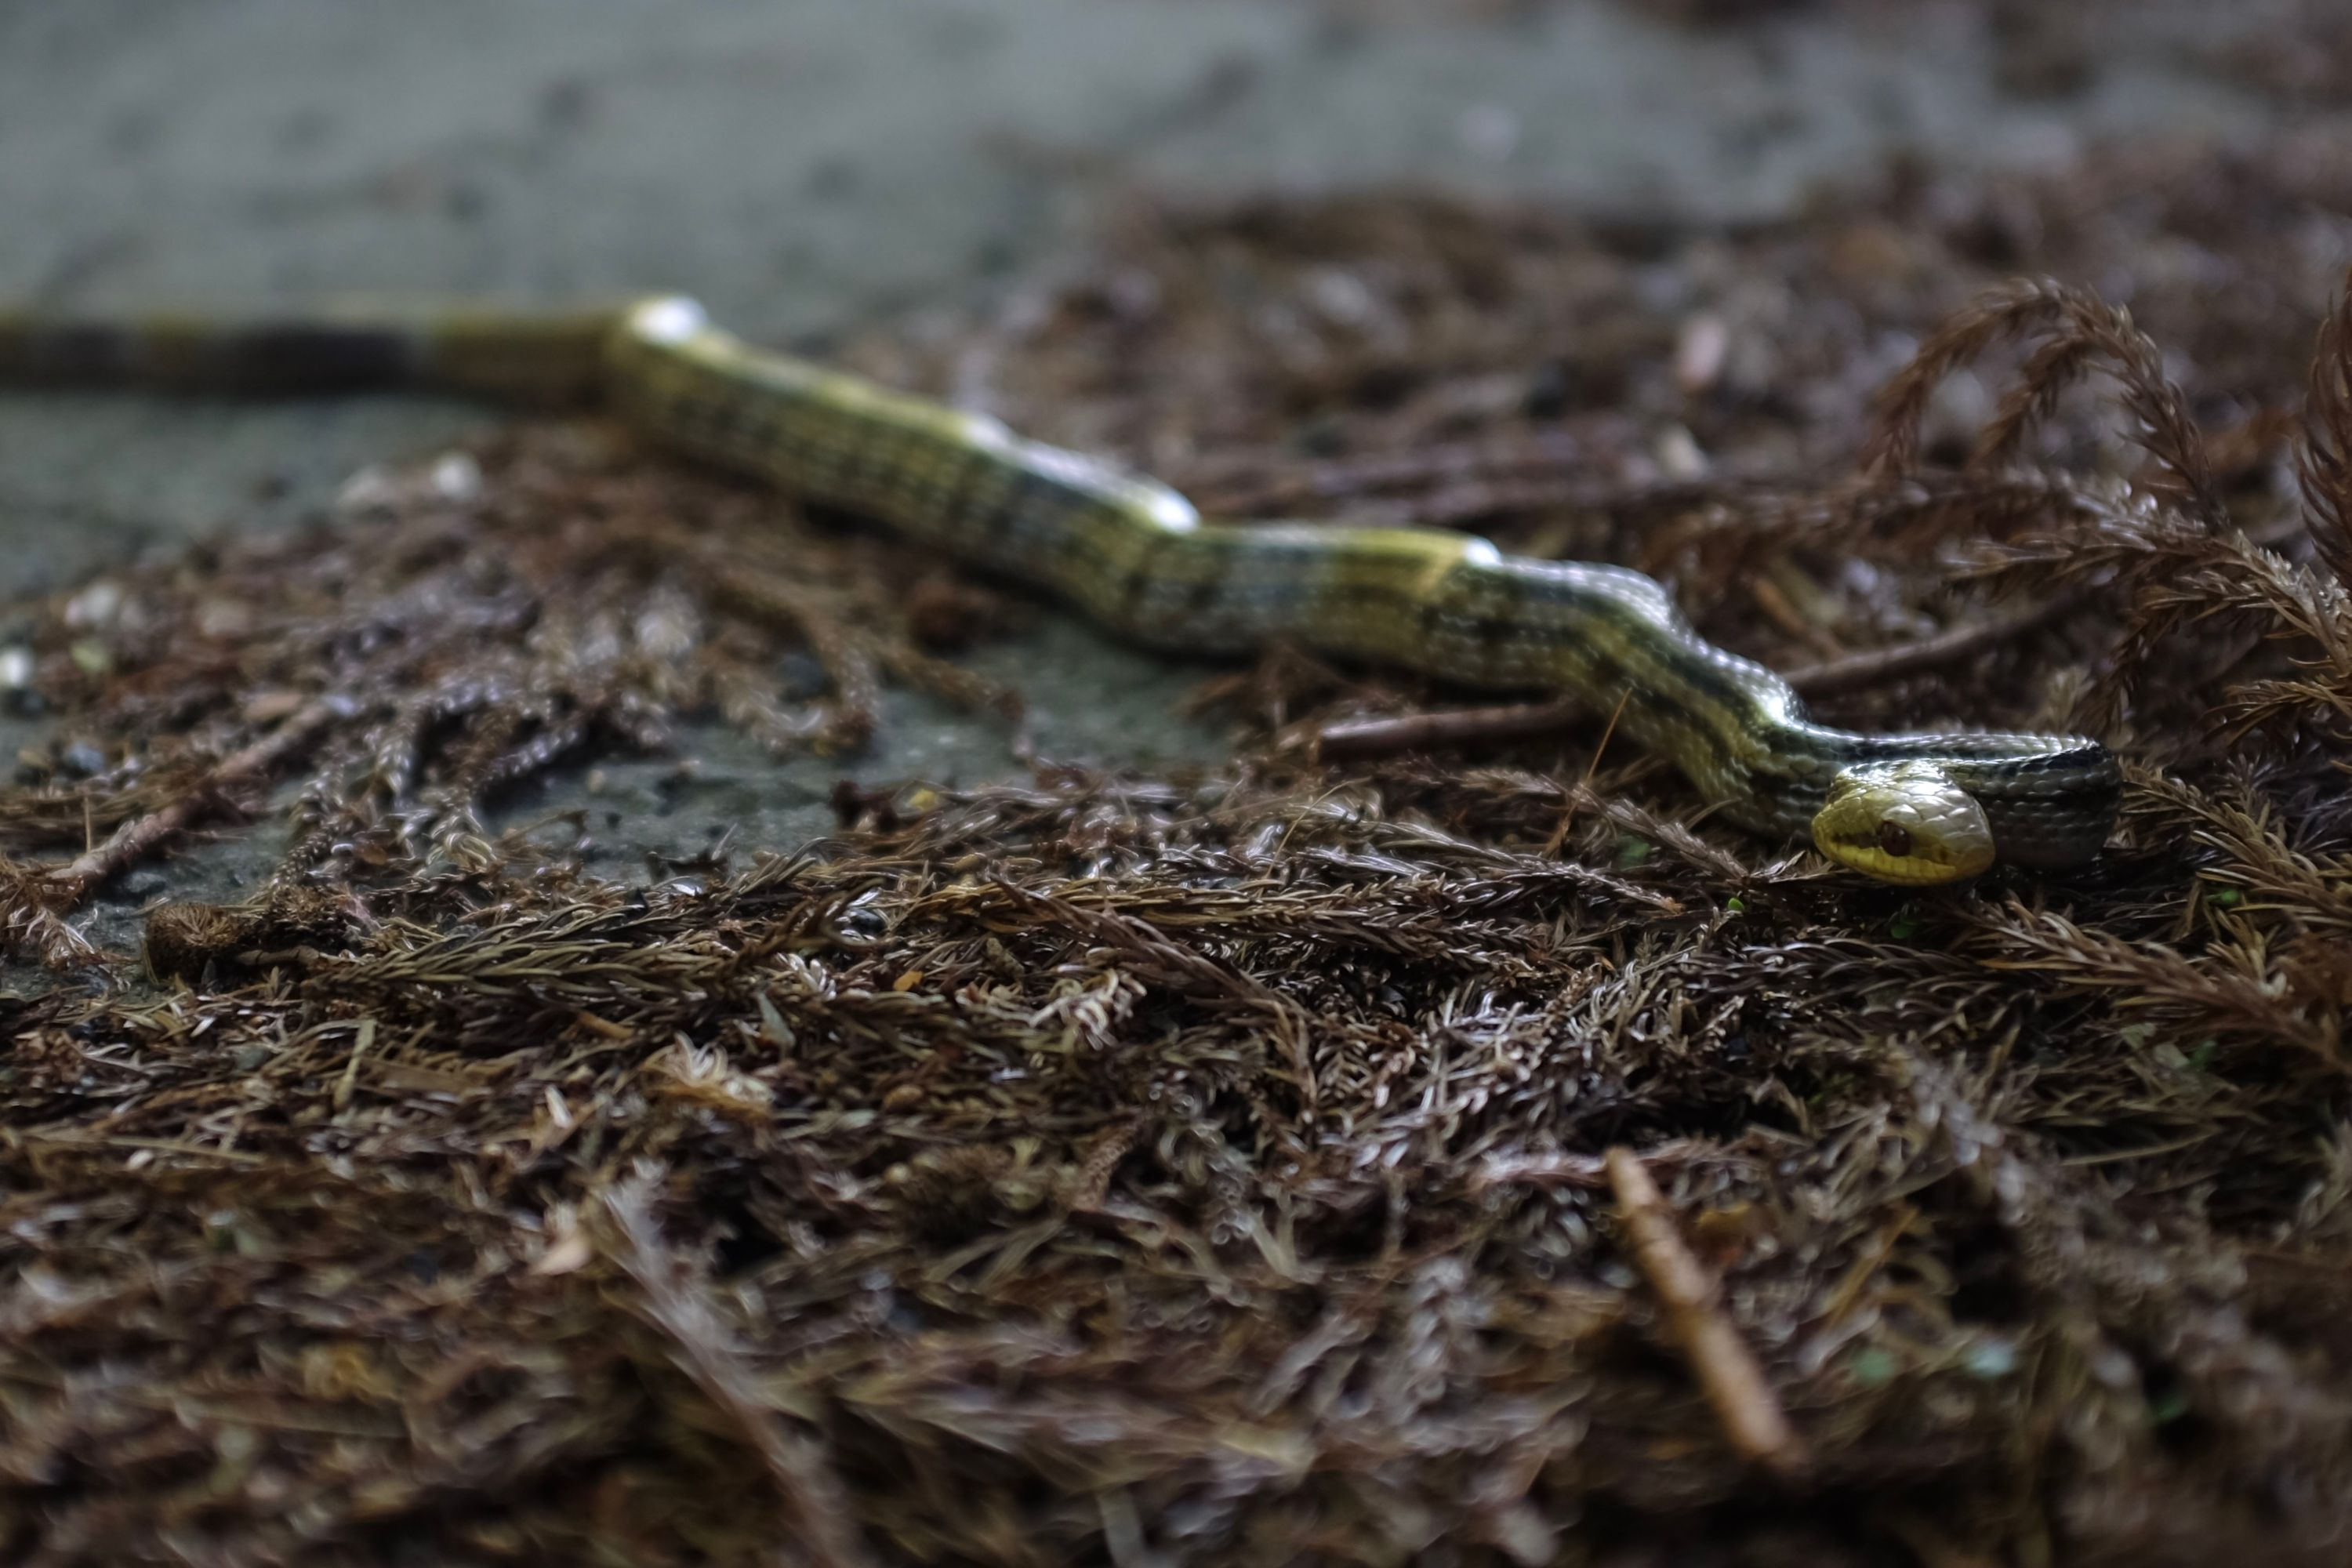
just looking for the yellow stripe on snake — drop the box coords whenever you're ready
[0,296,2119,884]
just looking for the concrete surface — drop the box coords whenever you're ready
[0,0,2288,948]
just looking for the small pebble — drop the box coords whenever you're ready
[429,452,484,502]
[333,464,399,514]
[64,579,124,629]
[1654,424,1708,480]
[1674,313,1730,395]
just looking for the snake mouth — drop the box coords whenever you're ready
[1813,832,1994,885]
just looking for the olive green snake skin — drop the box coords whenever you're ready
[0,296,2120,884]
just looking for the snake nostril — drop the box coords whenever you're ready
[1876,821,1914,859]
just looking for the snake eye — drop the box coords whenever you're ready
[1875,821,1914,859]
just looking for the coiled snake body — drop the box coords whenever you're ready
[0,296,2120,884]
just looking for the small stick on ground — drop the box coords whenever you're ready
[1544,686,1632,855]
[1178,430,1600,514]
[1316,696,1589,760]
[1783,587,2090,699]
[1606,1145,1809,1480]
[36,696,342,909]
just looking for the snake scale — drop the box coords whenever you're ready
[0,296,2120,884]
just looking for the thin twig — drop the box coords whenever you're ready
[1546,686,1632,855]
[1606,1145,1809,1480]
[1179,430,1599,514]
[1781,586,2091,698]
[36,697,342,907]
[1316,696,1588,760]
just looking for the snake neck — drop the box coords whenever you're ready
[1745,725,2122,869]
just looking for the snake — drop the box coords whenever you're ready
[0,296,2119,884]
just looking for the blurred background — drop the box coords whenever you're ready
[0,0,2299,574]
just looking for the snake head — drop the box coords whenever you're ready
[1810,760,1996,885]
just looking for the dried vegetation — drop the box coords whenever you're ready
[9,130,2352,1567]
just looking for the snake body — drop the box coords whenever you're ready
[0,296,2120,883]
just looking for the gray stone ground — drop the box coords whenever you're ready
[0,0,2283,954]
